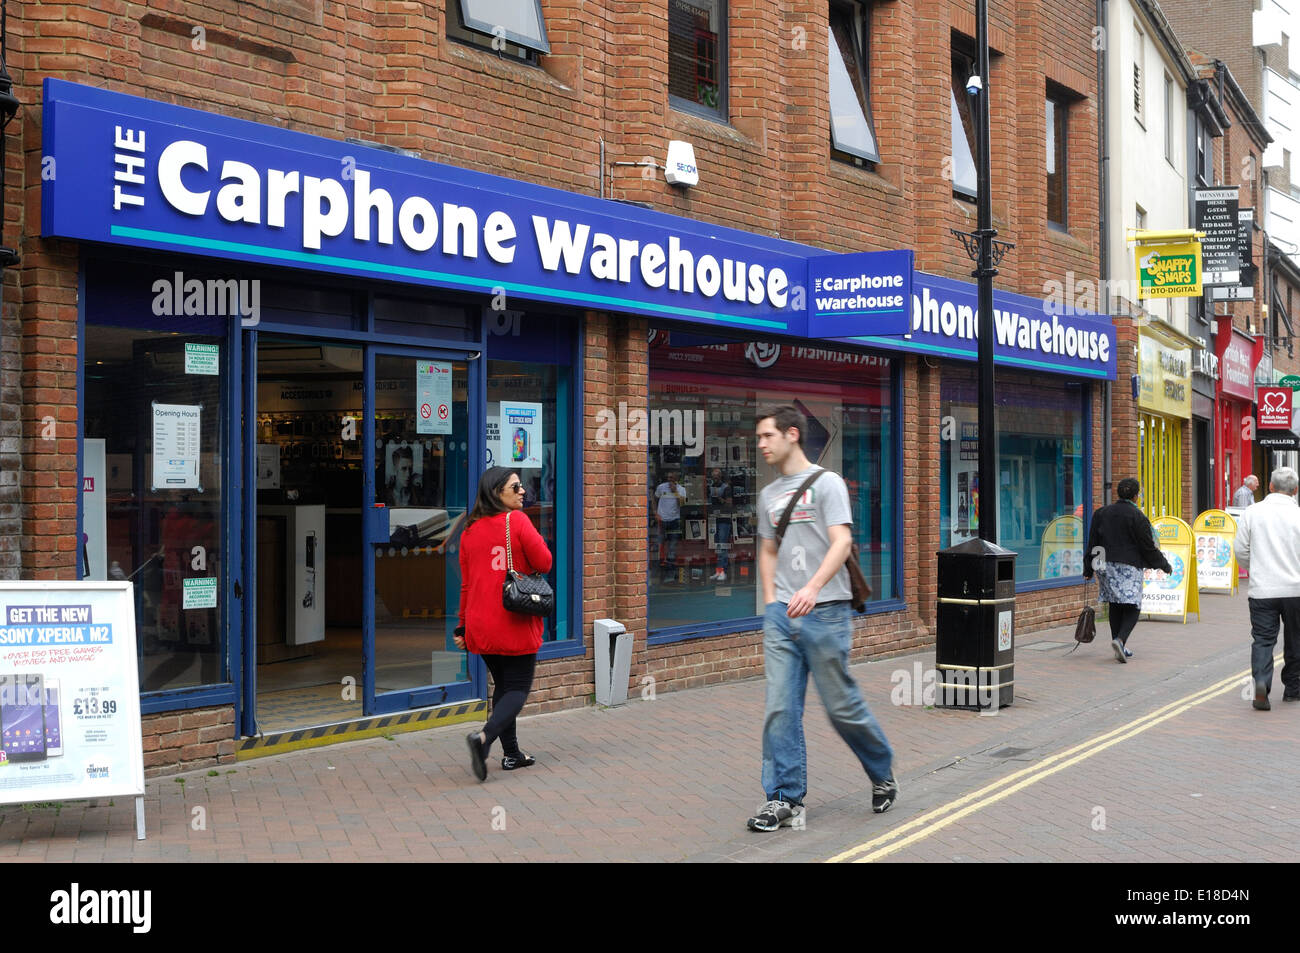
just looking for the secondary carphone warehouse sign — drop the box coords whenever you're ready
[807,250,913,337]
[0,583,145,805]
[41,79,810,335]
[840,272,1117,379]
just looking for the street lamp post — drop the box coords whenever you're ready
[953,0,1012,543]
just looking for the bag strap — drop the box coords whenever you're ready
[775,469,825,547]
[505,511,515,574]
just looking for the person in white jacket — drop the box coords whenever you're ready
[1233,466,1300,710]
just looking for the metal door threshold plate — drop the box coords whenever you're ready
[236,700,488,760]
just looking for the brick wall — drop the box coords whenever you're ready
[141,706,237,776]
[9,0,1107,735]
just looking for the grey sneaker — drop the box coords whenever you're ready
[872,777,899,814]
[1111,639,1127,663]
[747,799,804,832]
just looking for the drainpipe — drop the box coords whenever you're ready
[1098,0,1112,501]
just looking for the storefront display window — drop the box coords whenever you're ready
[940,367,1086,583]
[647,331,896,633]
[484,315,576,643]
[84,322,228,693]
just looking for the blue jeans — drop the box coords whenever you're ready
[1248,596,1300,697]
[761,600,894,804]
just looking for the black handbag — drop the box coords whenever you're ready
[1067,579,1096,654]
[501,511,554,616]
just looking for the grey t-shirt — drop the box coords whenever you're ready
[758,465,853,604]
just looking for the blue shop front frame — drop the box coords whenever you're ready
[78,249,584,735]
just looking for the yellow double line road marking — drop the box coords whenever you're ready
[827,663,1270,863]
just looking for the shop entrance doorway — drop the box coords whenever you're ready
[247,338,478,734]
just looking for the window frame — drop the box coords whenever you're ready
[668,0,729,122]
[1164,72,1175,165]
[1046,88,1068,228]
[829,0,881,166]
[1134,23,1146,125]
[951,46,979,201]
[447,0,550,63]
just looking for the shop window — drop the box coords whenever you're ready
[951,49,978,199]
[447,0,550,62]
[646,332,896,635]
[83,322,228,693]
[1046,90,1067,227]
[669,0,726,119]
[829,1,880,166]
[485,315,576,644]
[939,366,1087,584]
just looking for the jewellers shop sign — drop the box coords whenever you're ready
[41,79,911,340]
[840,271,1117,379]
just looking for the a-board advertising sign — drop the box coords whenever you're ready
[1192,510,1238,594]
[0,582,145,806]
[1037,515,1084,579]
[1141,516,1200,622]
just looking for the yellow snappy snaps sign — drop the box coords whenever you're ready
[1137,243,1203,299]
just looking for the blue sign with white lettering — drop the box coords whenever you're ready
[807,250,913,337]
[41,79,810,335]
[40,80,1116,380]
[840,272,1117,379]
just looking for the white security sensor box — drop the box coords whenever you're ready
[664,140,699,187]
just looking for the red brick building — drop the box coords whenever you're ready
[2,0,1111,774]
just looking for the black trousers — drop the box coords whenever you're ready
[1108,603,1141,645]
[481,653,537,756]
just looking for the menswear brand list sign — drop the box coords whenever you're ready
[1194,188,1241,286]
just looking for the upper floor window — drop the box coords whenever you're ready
[1047,91,1067,226]
[447,0,550,62]
[1134,23,1145,123]
[1164,73,1175,163]
[951,48,978,199]
[669,0,727,119]
[829,1,880,165]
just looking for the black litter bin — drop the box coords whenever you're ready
[936,537,1017,710]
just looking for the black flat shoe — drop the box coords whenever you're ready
[466,732,488,781]
[501,752,536,770]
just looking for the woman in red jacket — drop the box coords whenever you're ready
[454,466,553,781]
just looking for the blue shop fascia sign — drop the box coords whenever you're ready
[40,79,1114,380]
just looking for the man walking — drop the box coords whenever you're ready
[653,469,686,573]
[1232,474,1259,509]
[747,405,896,832]
[1233,466,1300,710]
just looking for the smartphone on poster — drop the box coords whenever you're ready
[44,678,63,758]
[0,674,47,762]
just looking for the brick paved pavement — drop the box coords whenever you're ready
[0,589,1289,862]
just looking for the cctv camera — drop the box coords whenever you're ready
[966,75,983,96]
[467,350,481,361]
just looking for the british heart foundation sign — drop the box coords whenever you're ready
[1258,386,1293,428]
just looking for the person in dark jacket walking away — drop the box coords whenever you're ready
[455,466,553,780]
[1082,478,1173,663]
